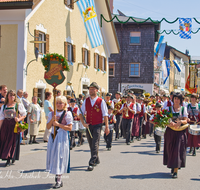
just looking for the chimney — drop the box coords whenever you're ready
[109,0,114,14]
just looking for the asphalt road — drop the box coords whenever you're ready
[0,132,200,190]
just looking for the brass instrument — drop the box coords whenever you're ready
[106,101,111,107]
[113,101,122,115]
[125,103,129,117]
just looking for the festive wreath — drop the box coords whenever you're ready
[41,53,70,71]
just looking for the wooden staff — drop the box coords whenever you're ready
[53,88,57,140]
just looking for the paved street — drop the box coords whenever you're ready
[0,132,200,190]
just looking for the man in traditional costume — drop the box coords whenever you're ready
[79,82,109,171]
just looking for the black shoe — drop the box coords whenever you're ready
[156,150,160,153]
[115,138,118,141]
[107,148,111,151]
[44,140,48,143]
[189,147,192,154]
[55,175,57,182]
[12,160,15,164]
[29,141,32,144]
[172,172,178,178]
[192,151,196,156]
[127,142,130,145]
[70,147,73,150]
[171,168,174,174]
[5,160,11,167]
[32,141,39,144]
[87,165,94,171]
[196,147,199,150]
[53,181,63,189]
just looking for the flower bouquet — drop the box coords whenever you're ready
[152,109,173,129]
[17,122,29,133]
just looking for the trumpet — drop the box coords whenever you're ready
[124,103,129,117]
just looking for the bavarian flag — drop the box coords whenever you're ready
[77,0,103,48]
[179,18,192,39]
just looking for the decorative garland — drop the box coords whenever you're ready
[41,53,69,71]
[157,28,200,35]
[100,14,200,27]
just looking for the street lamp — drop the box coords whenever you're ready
[25,22,46,75]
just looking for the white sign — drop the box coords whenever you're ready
[120,83,153,94]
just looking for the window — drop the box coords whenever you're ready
[68,43,72,62]
[82,48,90,66]
[38,32,45,54]
[130,32,141,45]
[96,54,99,69]
[33,88,44,107]
[64,0,74,9]
[34,30,49,55]
[129,63,140,77]
[109,63,115,77]
[64,42,76,64]
[83,85,88,96]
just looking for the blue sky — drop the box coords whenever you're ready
[113,0,200,57]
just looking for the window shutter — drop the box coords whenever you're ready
[33,88,38,97]
[94,53,97,69]
[99,55,102,70]
[34,30,39,50]
[45,34,49,54]
[82,48,85,64]
[45,88,49,93]
[88,50,91,66]
[72,45,76,62]
[105,58,107,71]
[64,42,68,61]
[71,0,74,9]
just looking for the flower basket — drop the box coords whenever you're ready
[41,53,70,71]
[17,122,28,133]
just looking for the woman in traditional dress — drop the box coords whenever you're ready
[164,93,188,178]
[46,96,73,189]
[28,96,41,144]
[187,94,200,156]
[142,99,152,138]
[0,90,26,167]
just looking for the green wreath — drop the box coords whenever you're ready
[41,53,70,71]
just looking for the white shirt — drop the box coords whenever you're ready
[112,98,121,104]
[163,100,173,110]
[120,102,136,113]
[22,97,30,111]
[71,107,80,115]
[136,103,141,112]
[166,106,188,118]
[47,110,73,134]
[81,96,108,117]
[0,103,27,120]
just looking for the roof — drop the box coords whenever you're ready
[111,13,160,42]
[0,0,33,9]
[112,14,160,24]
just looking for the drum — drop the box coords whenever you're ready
[155,127,166,136]
[72,121,79,131]
[79,122,86,133]
[170,124,189,131]
[188,124,200,135]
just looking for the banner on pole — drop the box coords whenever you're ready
[179,18,192,39]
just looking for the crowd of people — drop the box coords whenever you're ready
[0,82,200,188]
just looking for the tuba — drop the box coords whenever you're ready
[113,101,122,115]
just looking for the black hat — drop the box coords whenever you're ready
[127,94,134,99]
[115,91,122,95]
[87,82,99,90]
[70,99,76,103]
[137,96,141,100]
[155,93,159,96]
[122,95,128,98]
[150,95,155,98]
[128,89,134,94]
[106,93,112,97]
[170,91,174,96]
[107,106,113,110]
[155,102,162,108]
[163,94,167,97]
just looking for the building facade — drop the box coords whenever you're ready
[108,12,160,96]
[0,0,119,130]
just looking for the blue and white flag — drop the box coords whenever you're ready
[173,60,181,72]
[163,60,170,85]
[179,18,192,39]
[77,0,103,48]
[154,35,164,56]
